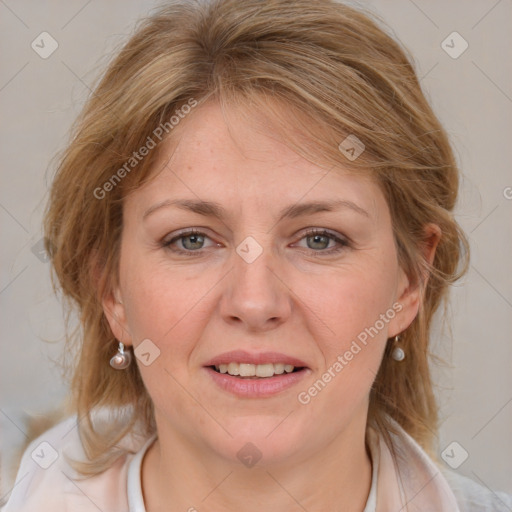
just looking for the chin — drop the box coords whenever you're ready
[205,418,307,467]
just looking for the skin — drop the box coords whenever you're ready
[103,100,439,511]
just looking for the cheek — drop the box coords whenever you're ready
[296,262,397,348]
[121,261,213,419]
[295,270,394,417]
[303,262,397,409]
[121,258,214,357]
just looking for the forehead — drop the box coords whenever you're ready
[124,100,384,221]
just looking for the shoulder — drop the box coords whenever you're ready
[381,417,512,511]
[440,466,512,512]
[0,410,147,512]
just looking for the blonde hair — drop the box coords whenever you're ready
[43,0,469,476]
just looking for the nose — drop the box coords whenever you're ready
[219,240,292,332]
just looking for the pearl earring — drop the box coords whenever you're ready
[109,342,132,369]
[391,335,405,361]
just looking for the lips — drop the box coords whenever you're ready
[203,350,310,397]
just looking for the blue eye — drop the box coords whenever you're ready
[298,229,349,255]
[162,228,349,256]
[162,229,213,255]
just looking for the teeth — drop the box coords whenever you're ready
[274,363,285,374]
[239,363,256,377]
[254,364,274,377]
[227,362,239,376]
[213,362,298,377]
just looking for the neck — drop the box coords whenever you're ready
[141,414,373,512]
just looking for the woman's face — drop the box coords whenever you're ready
[104,100,422,466]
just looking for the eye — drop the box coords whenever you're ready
[161,228,350,257]
[162,229,217,255]
[295,228,349,255]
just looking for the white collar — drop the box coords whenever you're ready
[127,434,157,512]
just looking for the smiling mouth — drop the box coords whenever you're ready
[209,363,306,379]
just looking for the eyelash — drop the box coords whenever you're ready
[162,228,350,257]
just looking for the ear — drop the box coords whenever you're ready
[388,223,441,337]
[102,285,133,347]
[90,249,133,346]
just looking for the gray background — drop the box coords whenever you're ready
[1,0,511,500]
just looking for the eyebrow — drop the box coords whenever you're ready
[142,198,370,222]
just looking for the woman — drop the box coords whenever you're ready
[2,0,511,510]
